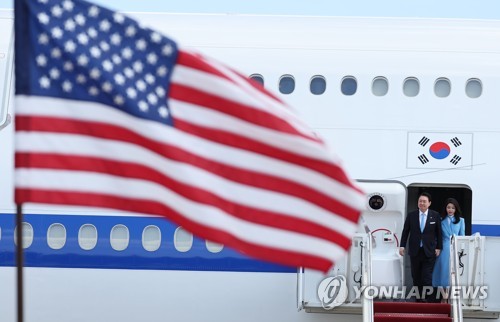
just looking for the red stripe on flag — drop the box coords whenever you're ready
[177,50,285,105]
[169,83,318,142]
[230,66,284,104]
[15,188,334,272]
[16,116,361,222]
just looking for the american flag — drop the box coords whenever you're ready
[14,0,365,272]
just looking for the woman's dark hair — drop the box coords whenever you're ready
[443,198,462,224]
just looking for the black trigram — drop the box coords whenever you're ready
[418,154,429,164]
[418,136,430,146]
[450,155,462,165]
[451,137,462,147]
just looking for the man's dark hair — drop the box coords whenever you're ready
[419,191,432,202]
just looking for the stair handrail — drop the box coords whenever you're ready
[0,113,11,132]
[450,235,463,322]
[361,233,373,322]
[469,233,481,289]
[296,266,304,311]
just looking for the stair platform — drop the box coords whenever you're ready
[374,301,451,322]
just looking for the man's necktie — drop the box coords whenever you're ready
[420,213,425,247]
[420,213,426,233]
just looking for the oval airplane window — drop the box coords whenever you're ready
[466,78,482,98]
[372,77,388,96]
[403,77,420,97]
[110,224,129,251]
[279,75,295,94]
[0,226,2,241]
[249,73,264,87]
[14,222,34,249]
[434,78,451,98]
[174,227,193,252]
[206,240,224,253]
[142,225,161,252]
[79,224,98,250]
[341,76,357,96]
[47,223,67,250]
[310,75,326,95]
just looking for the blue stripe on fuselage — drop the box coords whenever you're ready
[3,213,497,272]
[472,224,500,236]
[0,213,295,272]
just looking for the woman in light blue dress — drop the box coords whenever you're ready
[432,198,465,291]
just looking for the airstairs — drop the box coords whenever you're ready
[298,232,500,321]
[297,181,500,322]
[370,235,461,322]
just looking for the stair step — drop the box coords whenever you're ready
[375,313,449,317]
[374,301,451,315]
[374,312,452,322]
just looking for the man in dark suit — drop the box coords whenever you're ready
[399,192,442,302]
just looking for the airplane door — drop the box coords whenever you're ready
[358,181,406,288]
[298,180,406,313]
[406,184,473,292]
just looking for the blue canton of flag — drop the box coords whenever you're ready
[16,0,177,125]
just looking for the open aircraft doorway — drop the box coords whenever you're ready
[407,184,472,236]
[404,184,472,295]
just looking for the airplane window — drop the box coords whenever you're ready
[434,78,451,98]
[341,76,357,96]
[206,240,224,253]
[310,76,326,95]
[174,227,193,252]
[466,78,482,98]
[142,225,161,252]
[110,224,130,251]
[403,77,420,97]
[79,224,98,250]
[279,75,295,94]
[14,222,34,249]
[47,223,67,250]
[372,77,388,96]
[249,74,264,86]
[0,226,2,241]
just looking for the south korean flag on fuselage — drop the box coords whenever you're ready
[407,132,473,169]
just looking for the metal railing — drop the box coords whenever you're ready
[361,233,373,322]
[0,113,10,131]
[468,233,482,306]
[450,235,463,322]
